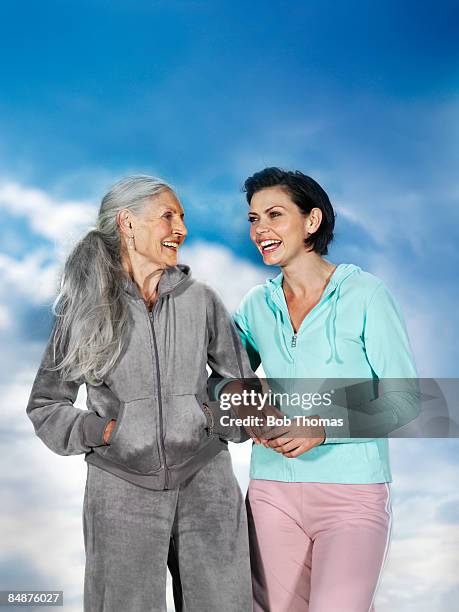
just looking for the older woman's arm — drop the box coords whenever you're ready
[26,325,113,456]
[204,285,297,444]
[207,280,290,442]
[203,286,264,443]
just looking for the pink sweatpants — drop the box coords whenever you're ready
[246,479,392,612]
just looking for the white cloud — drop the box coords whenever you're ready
[375,439,459,610]
[0,179,96,244]
[0,304,11,329]
[0,250,59,304]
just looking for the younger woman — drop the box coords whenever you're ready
[235,167,418,612]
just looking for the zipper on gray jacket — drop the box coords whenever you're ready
[148,304,169,489]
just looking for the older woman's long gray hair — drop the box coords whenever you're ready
[50,175,173,385]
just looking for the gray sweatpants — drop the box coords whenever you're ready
[82,450,252,612]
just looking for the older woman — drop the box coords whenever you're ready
[26,176,256,612]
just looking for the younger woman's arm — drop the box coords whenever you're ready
[322,282,420,444]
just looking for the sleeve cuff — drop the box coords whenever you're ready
[320,402,350,444]
[322,434,338,444]
[202,401,250,443]
[83,412,113,447]
[212,378,235,400]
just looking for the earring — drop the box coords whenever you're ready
[128,235,135,250]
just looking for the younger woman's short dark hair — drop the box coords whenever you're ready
[243,167,335,255]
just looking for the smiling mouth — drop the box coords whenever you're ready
[162,241,180,251]
[259,239,282,254]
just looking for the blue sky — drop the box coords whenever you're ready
[1,1,458,610]
[1,0,458,373]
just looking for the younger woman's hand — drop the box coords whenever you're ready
[267,435,325,457]
[264,416,325,457]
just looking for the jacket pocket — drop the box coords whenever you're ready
[98,397,161,474]
[164,393,209,467]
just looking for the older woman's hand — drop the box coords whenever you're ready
[103,419,117,444]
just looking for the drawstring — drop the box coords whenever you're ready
[270,277,345,364]
[326,283,344,364]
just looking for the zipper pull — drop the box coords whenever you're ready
[291,333,297,348]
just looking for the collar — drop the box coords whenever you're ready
[121,264,192,300]
[266,263,361,296]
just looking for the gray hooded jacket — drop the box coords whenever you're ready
[26,265,254,490]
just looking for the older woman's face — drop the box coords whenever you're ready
[248,186,309,266]
[129,190,187,267]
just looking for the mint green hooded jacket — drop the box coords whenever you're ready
[233,263,418,484]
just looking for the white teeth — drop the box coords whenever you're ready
[162,241,179,248]
[260,239,281,247]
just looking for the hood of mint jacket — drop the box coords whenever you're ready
[233,263,418,484]
[26,265,254,490]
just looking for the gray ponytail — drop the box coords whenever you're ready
[50,175,173,385]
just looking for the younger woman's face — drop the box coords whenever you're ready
[248,186,310,266]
